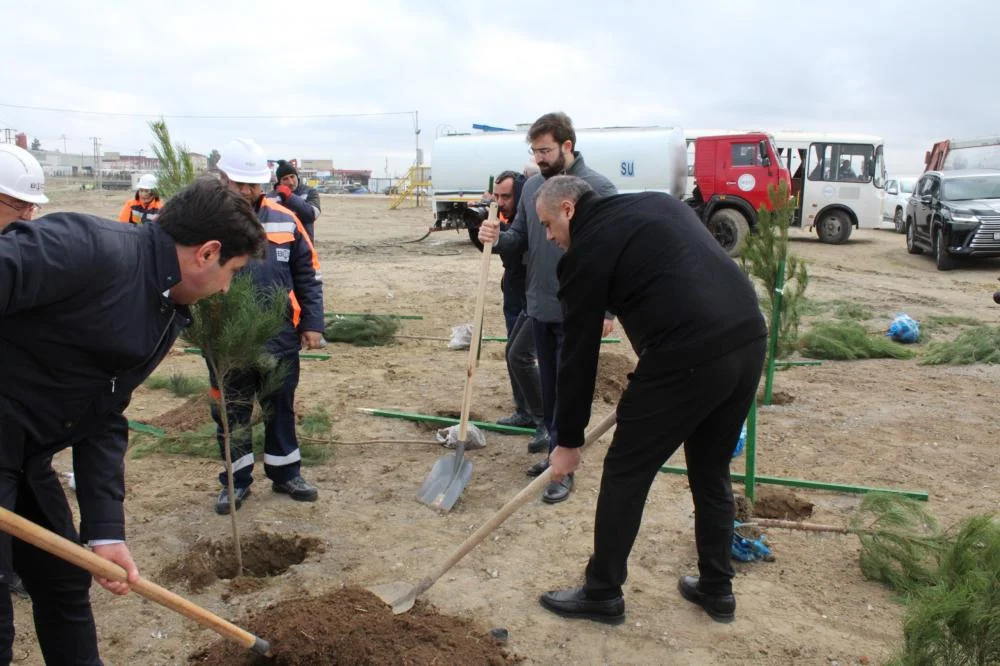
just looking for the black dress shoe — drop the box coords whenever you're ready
[539,587,625,624]
[542,474,573,504]
[215,486,251,515]
[526,458,549,477]
[677,575,735,623]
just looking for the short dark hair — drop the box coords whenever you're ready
[494,170,520,186]
[156,176,266,263]
[527,112,576,150]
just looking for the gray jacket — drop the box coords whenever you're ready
[492,153,616,322]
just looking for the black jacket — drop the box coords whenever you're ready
[555,191,767,447]
[269,181,321,227]
[0,214,191,540]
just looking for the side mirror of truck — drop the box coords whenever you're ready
[759,140,770,167]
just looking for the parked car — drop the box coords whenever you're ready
[883,176,917,233]
[905,170,1000,270]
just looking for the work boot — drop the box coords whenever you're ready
[497,412,535,428]
[215,486,251,515]
[526,458,550,477]
[527,426,550,454]
[272,475,318,502]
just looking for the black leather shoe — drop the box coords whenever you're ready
[272,476,318,502]
[526,458,549,477]
[677,575,735,623]
[539,587,625,624]
[527,427,550,454]
[215,486,251,515]
[497,412,534,428]
[542,474,574,504]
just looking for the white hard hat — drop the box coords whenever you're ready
[137,173,157,190]
[217,138,271,184]
[0,144,48,204]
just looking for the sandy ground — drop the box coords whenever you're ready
[8,186,1000,665]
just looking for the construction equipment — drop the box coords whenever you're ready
[372,411,617,613]
[0,507,271,657]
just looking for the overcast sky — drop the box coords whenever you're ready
[1,0,995,179]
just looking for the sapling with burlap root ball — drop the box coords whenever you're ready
[181,274,288,576]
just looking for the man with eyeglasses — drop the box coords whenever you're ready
[0,145,47,231]
[479,112,617,505]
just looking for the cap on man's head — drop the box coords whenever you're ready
[275,160,298,182]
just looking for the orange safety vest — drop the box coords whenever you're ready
[117,197,163,225]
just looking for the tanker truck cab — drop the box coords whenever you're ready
[685,132,791,256]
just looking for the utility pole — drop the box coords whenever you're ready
[1,129,13,144]
[90,137,102,191]
[413,110,422,207]
[59,134,67,153]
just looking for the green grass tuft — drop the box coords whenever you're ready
[832,301,874,321]
[144,372,208,398]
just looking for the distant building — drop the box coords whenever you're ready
[333,169,372,187]
[188,152,209,171]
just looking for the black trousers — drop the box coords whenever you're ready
[504,312,542,426]
[531,318,564,449]
[0,399,100,665]
[584,337,767,600]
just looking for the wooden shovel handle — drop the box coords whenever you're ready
[414,411,617,597]
[0,506,270,656]
[457,202,497,442]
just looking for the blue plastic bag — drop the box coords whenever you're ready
[731,420,748,458]
[886,313,920,343]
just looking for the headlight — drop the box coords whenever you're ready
[950,213,979,223]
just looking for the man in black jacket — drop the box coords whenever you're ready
[0,177,265,664]
[271,160,322,242]
[533,176,767,626]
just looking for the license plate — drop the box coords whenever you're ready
[993,232,1000,241]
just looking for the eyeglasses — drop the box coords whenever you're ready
[528,145,558,157]
[0,197,40,216]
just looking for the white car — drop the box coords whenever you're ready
[883,176,917,233]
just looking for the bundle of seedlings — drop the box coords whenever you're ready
[323,314,400,346]
[799,321,916,360]
[919,324,1000,365]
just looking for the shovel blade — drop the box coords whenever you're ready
[368,581,417,614]
[417,448,473,512]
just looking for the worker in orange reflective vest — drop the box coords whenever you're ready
[117,174,162,225]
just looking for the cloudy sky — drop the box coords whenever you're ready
[1,0,994,178]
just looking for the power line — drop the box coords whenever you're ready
[0,102,417,121]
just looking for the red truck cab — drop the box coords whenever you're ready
[686,132,791,256]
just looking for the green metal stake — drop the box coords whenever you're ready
[127,420,166,437]
[324,312,423,320]
[182,347,330,360]
[763,259,786,405]
[744,397,757,502]
[359,407,535,436]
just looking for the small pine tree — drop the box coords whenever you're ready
[149,119,195,200]
[740,181,809,358]
[181,275,288,576]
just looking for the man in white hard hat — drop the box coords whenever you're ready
[209,138,325,514]
[117,173,162,225]
[0,144,47,231]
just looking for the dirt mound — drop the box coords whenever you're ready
[753,488,814,521]
[189,587,521,665]
[595,352,634,404]
[148,395,213,433]
[766,390,795,405]
[160,532,323,591]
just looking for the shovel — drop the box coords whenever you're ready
[416,199,498,512]
[375,410,617,613]
[0,506,271,658]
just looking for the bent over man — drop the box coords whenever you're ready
[534,176,766,626]
[0,177,265,663]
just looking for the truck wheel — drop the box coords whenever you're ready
[467,222,484,251]
[815,210,852,244]
[906,220,923,255]
[893,208,905,234]
[707,209,750,257]
[934,227,955,271]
